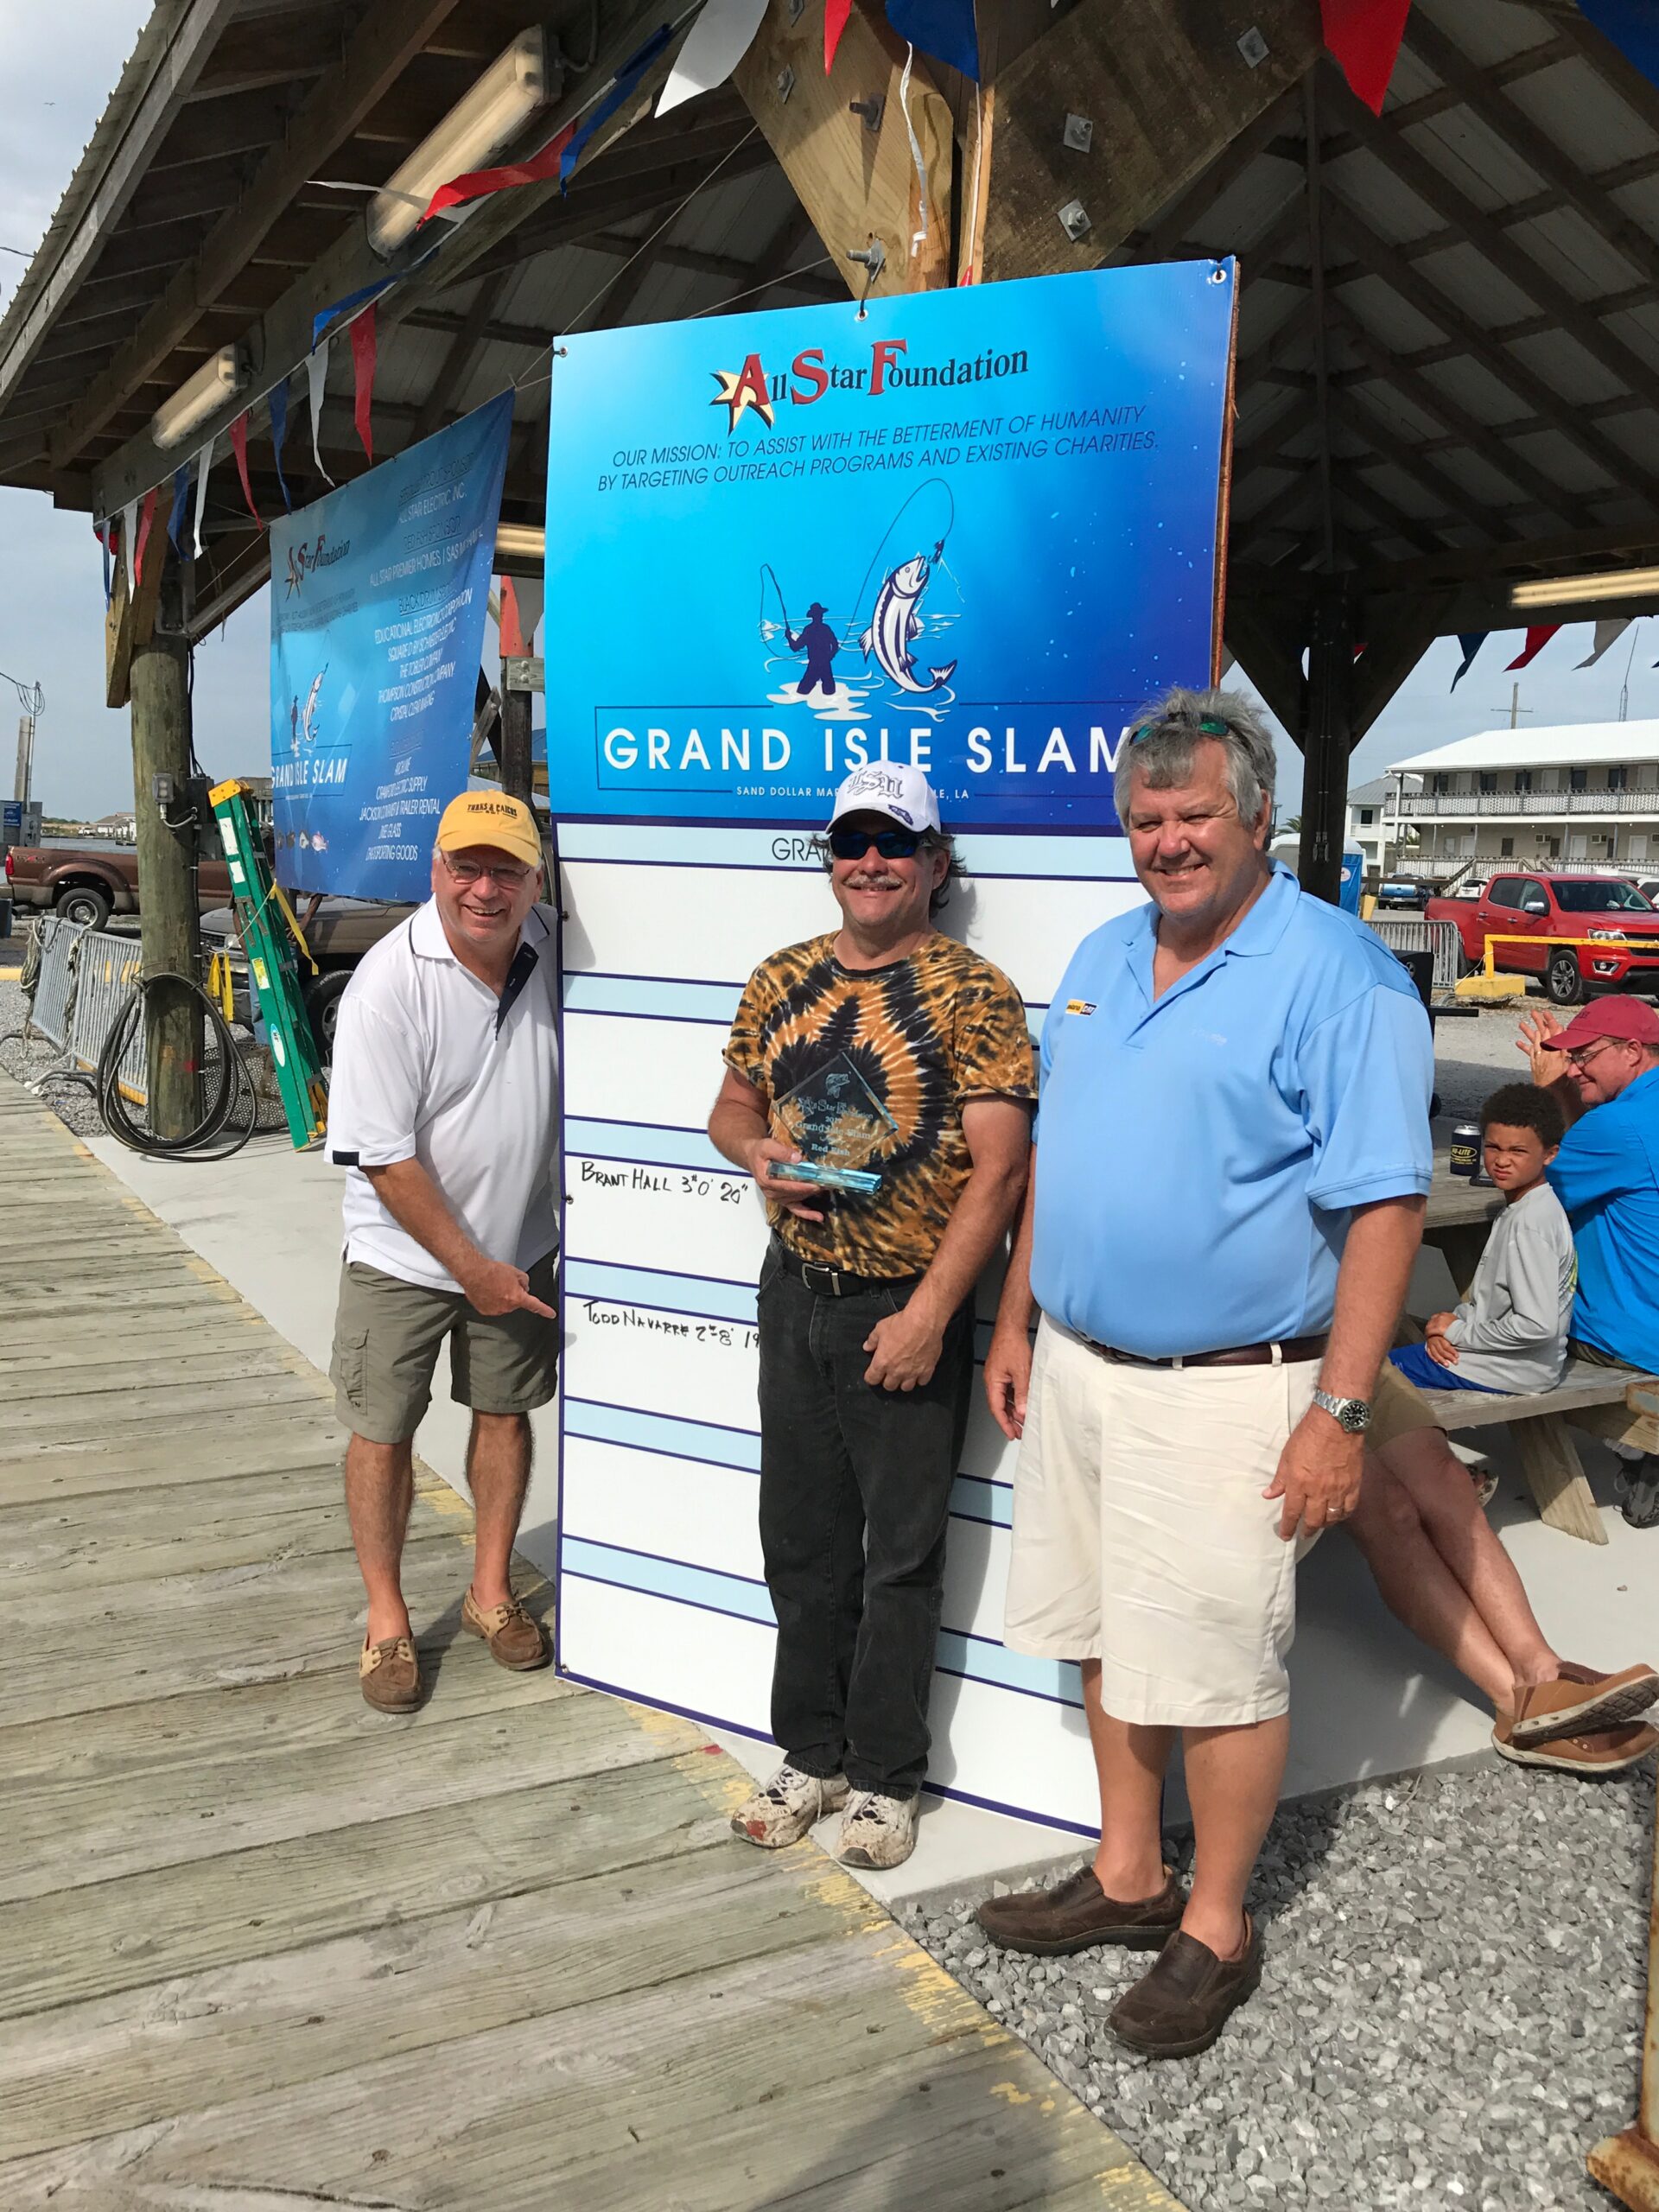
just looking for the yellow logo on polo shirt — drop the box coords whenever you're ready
[1065,999,1096,1016]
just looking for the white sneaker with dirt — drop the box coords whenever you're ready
[836,1789,919,1870]
[730,1763,849,1848]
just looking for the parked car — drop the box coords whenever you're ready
[1375,876,1428,910]
[201,895,410,1060]
[1426,871,1659,1004]
[4,842,233,929]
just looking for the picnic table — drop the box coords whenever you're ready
[1414,1160,1658,1543]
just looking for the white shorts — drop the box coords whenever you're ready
[1003,1319,1320,1727]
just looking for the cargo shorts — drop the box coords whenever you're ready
[329,1252,560,1445]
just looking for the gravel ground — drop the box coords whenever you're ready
[1434,994,1547,1126]
[0,972,107,1136]
[899,1756,1653,2212]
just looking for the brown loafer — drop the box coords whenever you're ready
[462,1587,550,1671]
[1508,1661,1659,1746]
[1493,1713,1659,1773]
[976,1863,1185,1955]
[1109,1914,1262,2059]
[359,1634,422,1713]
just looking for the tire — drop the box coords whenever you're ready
[1545,949,1584,1007]
[56,884,111,929]
[302,969,352,1063]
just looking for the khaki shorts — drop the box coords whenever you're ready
[1003,1319,1320,1728]
[329,1253,559,1445]
[1369,1357,1436,1451]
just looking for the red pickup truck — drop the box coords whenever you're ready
[3,843,233,930]
[1426,871,1659,1004]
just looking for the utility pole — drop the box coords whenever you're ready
[15,713,34,804]
[130,558,202,1139]
[1490,683,1535,731]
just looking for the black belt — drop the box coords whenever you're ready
[1080,1332,1329,1370]
[774,1243,924,1300]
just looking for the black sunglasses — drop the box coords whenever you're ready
[829,826,925,861]
[1130,715,1231,743]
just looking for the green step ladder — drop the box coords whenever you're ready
[209,778,327,1148]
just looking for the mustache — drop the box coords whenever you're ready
[846,871,904,889]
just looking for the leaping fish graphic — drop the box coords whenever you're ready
[298,668,326,748]
[859,545,957,696]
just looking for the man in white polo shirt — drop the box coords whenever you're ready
[327,791,560,1712]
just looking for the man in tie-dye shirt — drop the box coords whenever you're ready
[709,764,1035,1870]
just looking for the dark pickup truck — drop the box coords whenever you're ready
[4,843,234,930]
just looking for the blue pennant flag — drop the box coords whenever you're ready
[1577,2,1659,93]
[562,24,674,192]
[166,464,191,553]
[1450,632,1487,690]
[312,273,398,352]
[270,377,292,511]
[887,0,978,80]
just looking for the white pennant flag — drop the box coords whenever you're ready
[1577,616,1632,670]
[192,436,214,559]
[656,0,768,115]
[122,499,137,594]
[307,340,335,486]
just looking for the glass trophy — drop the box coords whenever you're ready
[771,1052,894,1197]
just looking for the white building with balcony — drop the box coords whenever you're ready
[1385,722,1659,885]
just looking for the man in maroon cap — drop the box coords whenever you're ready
[1519,994,1659,1527]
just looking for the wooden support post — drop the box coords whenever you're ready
[499,684,532,807]
[1511,1413,1608,1545]
[1297,581,1354,906]
[130,560,203,1141]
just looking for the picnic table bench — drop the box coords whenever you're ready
[1416,1167,1659,1544]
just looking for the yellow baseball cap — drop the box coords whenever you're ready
[435,791,543,870]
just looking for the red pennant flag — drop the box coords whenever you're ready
[417,120,578,229]
[825,0,854,70]
[351,305,377,464]
[499,577,527,658]
[133,486,160,584]
[228,411,263,526]
[1320,0,1411,113]
[1506,625,1560,671]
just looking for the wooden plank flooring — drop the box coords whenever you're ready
[0,1075,1185,2211]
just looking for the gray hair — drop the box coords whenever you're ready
[812,826,964,915]
[1113,686,1277,826]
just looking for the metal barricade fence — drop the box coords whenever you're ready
[27,914,85,1049]
[68,931,147,1102]
[1367,914,1462,1000]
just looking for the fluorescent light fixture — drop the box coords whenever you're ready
[494,522,545,563]
[151,346,247,450]
[1512,565,1659,608]
[367,30,548,258]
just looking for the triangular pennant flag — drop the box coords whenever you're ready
[825,0,854,70]
[418,120,577,228]
[133,486,159,587]
[269,377,292,512]
[121,499,137,594]
[1449,632,1486,690]
[658,0,769,116]
[1577,616,1632,670]
[562,25,675,191]
[95,520,111,607]
[1319,0,1410,113]
[351,305,377,463]
[228,410,263,526]
[1507,624,1560,671]
[886,0,978,79]
[192,436,213,559]
[499,577,527,658]
[167,463,190,554]
[1576,3,1659,97]
[306,340,335,486]
[313,271,398,352]
[512,575,544,652]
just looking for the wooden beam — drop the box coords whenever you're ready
[982,0,1322,282]
[1109,88,1304,265]
[1304,76,1337,568]
[1357,518,1659,594]
[105,513,167,710]
[410,270,512,444]
[1330,386,1531,545]
[734,0,953,296]
[53,0,467,469]
[1349,590,1456,739]
[1223,594,1308,737]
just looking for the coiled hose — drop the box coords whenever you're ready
[97,969,258,1160]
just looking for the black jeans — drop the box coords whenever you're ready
[755,1240,974,1796]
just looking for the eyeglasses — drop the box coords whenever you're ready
[1130,715,1231,744]
[441,852,532,887]
[828,826,925,861]
[1565,1037,1621,1070]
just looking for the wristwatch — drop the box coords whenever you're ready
[1311,1386,1371,1434]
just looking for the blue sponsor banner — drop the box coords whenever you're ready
[270,392,512,899]
[544,264,1235,831]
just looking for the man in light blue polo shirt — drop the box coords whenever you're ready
[976,689,1433,2060]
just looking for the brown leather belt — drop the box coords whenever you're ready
[1080,1332,1329,1370]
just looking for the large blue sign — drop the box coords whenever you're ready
[270,391,512,899]
[544,264,1235,830]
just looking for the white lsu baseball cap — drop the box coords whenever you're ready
[826,761,941,836]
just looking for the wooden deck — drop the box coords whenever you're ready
[0,1073,1183,2212]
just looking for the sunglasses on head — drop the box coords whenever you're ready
[828,826,925,861]
[1130,715,1230,744]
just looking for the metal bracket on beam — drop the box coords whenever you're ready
[1057,200,1092,243]
[849,96,884,133]
[1062,113,1093,153]
[503,655,545,696]
[1238,27,1269,67]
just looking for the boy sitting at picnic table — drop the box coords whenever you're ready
[1349,1083,1659,1776]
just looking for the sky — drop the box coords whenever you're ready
[6,10,1659,820]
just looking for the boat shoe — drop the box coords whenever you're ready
[1509,1661,1659,1746]
[359,1634,422,1713]
[461,1588,550,1671]
[976,1864,1186,1956]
